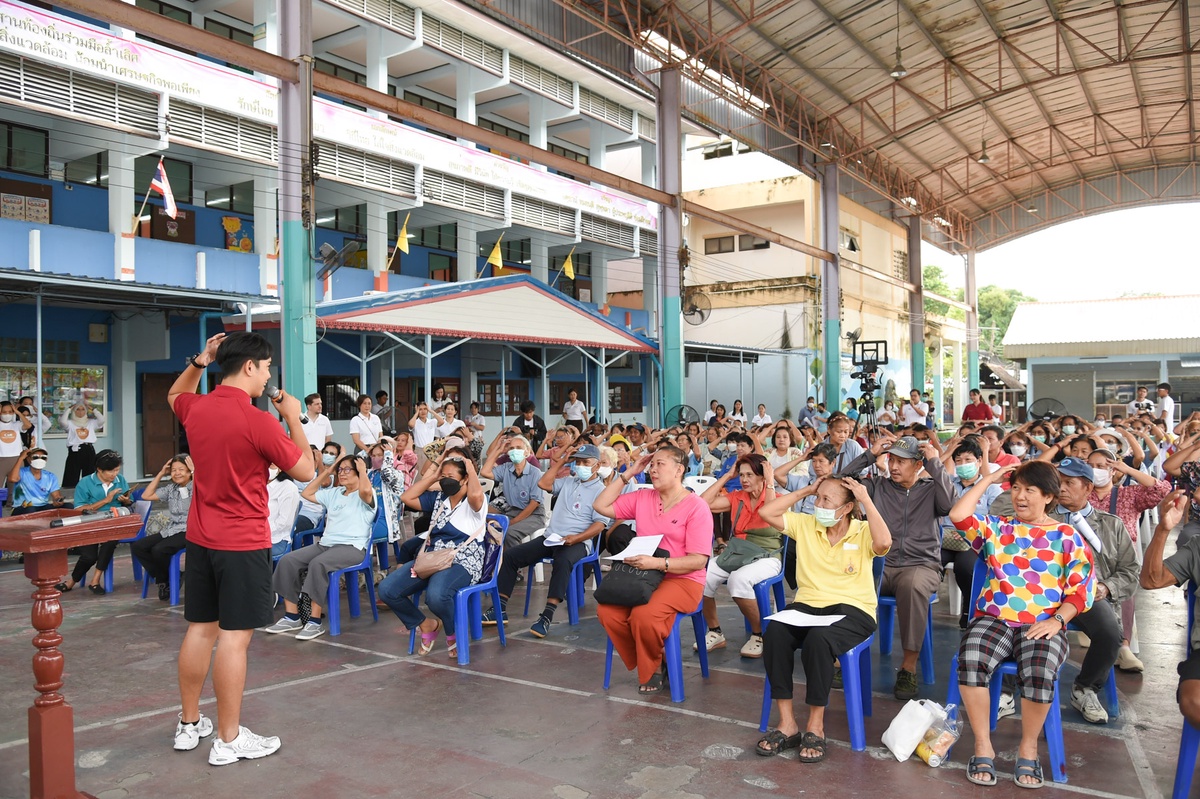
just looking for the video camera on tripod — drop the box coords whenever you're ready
[849,340,889,395]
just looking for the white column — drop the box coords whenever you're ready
[109,147,136,281]
[365,28,388,120]
[530,237,548,285]
[110,319,140,477]
[528,95,548,155]
[456,219,479,282]
[455,63,478,141]
[589,121,608,172]
[591,252,607,307]
[642,255,657,331]
[641,142,656,187]
[255,178,278,295]
[367,201,387,275]
[952,340,965,422]
[253,0,280,56]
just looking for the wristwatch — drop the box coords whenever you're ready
[186,353,207,370]
[1052,613,1067,630]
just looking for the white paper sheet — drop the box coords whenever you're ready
[603,535,664,560]
[763,609,845,627]
[543,533,565,547]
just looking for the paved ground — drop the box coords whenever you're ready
[0,552,1193,799]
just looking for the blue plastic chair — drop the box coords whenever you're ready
[523,545,604,625]
[757,631,875,751]
[873,556,937,685]
[407,514,510,665]
[603,597,711,703]
[140,548,185,606]
[1172,583,1198,799]
[104,490,153,593]
[945,557,1068,783]
[325,546,379,636]
[742,538,790,635]
[293,516,324,550]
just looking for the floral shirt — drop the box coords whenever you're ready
[953,514,1094,627]
[1177,462,1200,522]
[1087,479,1172,544]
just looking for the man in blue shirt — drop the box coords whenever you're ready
[482,432,547,550]
[483,444,610,638]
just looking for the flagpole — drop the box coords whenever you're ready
[131,157,162,234]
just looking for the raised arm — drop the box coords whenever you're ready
[1141,491,1189,589]
[302,460,334,504]
[1164,432,1200,476]
[759,478,821,531]
[594,453,649,519]
[701,469,735,513]
[773,455,805,487]
[845,477,890,555]
[950,462,1012,523]
[142,459,172,501]
[8,449,25,485]
[167,332,225,412]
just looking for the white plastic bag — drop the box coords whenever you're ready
[882,699,937,762]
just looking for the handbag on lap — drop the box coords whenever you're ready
[593,547,670,607]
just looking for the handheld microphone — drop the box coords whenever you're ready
[266,384,283,402]
[50,507,133,528]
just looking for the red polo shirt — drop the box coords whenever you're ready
[174,385,305,551]
[962,402,994,422]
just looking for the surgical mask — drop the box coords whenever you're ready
[30,457,47,470]
[1062,425,1076,435]
[807,402,815,409]
[574,464,594,481]
[0,413,12,423]
[322,453,337,466]
[508,449,527,464]
[1032,435,1046,443]
[955,463,980,481]
[370,456,384,470]
[1009,445,1028,458]
[438,477,462,496]
[597,466,614,479]
[268,467,279,480]
[1106,444,1119,456]
[813,506,845,527]
[1093,468,1112,487]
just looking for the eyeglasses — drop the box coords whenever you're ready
[336,467,356,474]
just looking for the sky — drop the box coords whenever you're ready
[920,202,1200,301]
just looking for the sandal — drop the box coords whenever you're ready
[966,756,997,786]
[446,635,458,658]
[796,731,827,764]
[54,582,72,593]
[755,729,803,757]
[88,584,106,596]
[1013,758,1044,789]
[417,619,441,655]
[638,673,664,695]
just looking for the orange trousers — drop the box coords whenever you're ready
[598,578,705,684]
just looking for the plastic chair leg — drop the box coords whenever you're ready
[945,655,963,721]
[759,675,772,732]
[346,573,362,619]
[919,605,936,685]
[691,610,710,678]
[1043,681,1068,783]
[567,567,581,626]
[603,638,614,690]
[1104,668,1120,718]
[840,650,867,751]
[327,581,342,636]
[492,587,507,648]
[664,616,685,703]
[858,638,873,718]
[1174,719,1200,799]
[877,602,895,655]
[168,551,182,606]
[104,560,114,594]
[523,566,535,617]
[455,592,471,665]
[470,591,484,641]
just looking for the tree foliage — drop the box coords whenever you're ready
[977,284,1037,356]
[922,265,965,321]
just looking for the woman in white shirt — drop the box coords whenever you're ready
[59,403,105,488]
[751,404,773,428]
[562,389,587,432]
[762,423,805,472]
[429,383,450,414]
[436,402,471,443]
[729,400,748,424]
[0,400,33,497]
[349,394,383,454]
[268,466,302,560]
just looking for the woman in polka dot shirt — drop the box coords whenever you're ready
[946,460,1094,788]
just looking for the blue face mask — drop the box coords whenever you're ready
[322,453,336,466]
[1062,425,1077,435]
[575,464,593,481]
[509,449,527,464]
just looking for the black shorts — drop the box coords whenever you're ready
[1179,652,1200,702]
[184,540,274,631]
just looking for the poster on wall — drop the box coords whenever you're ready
[1,194,24,220]
[25,197,50,224]
[222,217,254,252]
[0,178,53,222]
[150,206,195,244]
[0,364,107,437]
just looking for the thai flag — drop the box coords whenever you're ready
[150,158,177,219]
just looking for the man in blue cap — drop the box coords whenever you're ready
[484,443,610,638]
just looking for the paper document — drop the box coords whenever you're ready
[603,535,663,560]
[763,610,845,627]
[543,534,565,547]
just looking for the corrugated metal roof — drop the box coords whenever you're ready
[1004,295,1200,358]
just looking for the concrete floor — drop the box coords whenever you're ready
[0,555,1193,799]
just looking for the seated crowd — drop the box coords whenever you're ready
[8,382,1199,788]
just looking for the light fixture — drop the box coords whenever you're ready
[889,1,907,79]
[977,140,990,164]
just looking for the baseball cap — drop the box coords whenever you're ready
[1055,457,1094,481]
[607,434,632,450]
[572,444,601,460]
[628,423,647,433]
[888,436,923,459]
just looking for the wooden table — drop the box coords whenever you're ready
[0,509,145,799]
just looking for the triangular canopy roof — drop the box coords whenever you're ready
[313,275,657,354]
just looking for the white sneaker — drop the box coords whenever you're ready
[1071,685,1109,724]
[173,712,214,751]
[996,692,1017,720]
[295,620,326,641]
[693,630,726,652]
[263,617,302,635]
[1116,645,1144,673]
[740,634,764,658]
[208,725,281,766]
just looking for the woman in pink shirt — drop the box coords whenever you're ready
[593,446,713,695]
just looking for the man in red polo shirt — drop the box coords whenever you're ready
[962,388,995,423]
[167,331,314,766]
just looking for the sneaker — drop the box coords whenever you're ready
[693,630,726,652]
[158,583,170,602]
[1116,645,1144,673]
[1071,685,1109,724]
[740,634,764,658]
[207,726,281,766]
[530,614,551,638]
[481,606,508,626]
[893,668,919,700]
[831,666,843,691]
[173,712,214,751]
[996,692,1017,720]
[295,621,326,641]
[262,617,303,635]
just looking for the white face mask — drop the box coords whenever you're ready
[0,413,13,423]
[597,466,614,479]
[30,457,47,469]
[1092,468,1112,487]
[1009,445,1028,458]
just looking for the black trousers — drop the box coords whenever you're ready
[498,536,588,602]
[599,523,636,557]
[1071,598,1123,691]
[131,532,187,584]
[62,444,96,489]
[940,547,976,616]
[71,541,118,583]
[12,503,73,516]
[763,601,877,707]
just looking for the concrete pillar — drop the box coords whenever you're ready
[253,0,279,55]
[455,63,478,141]
[254,178,278,295]
[530,237,549,285]
[641,142,656,188]
[965,250,980,395]
[111,318,140,477]
[589,120,608,172]
[109,147,136,281]
[953,340,965,422]
[528,95,548,154]
[365,28,388,121]
[367,201,387,276]
[457,219,479,282]
[819,163,841,409]
[932,339,944,429]
[908,213,925,393]
[591,252,608,307]
[656,68,685,413]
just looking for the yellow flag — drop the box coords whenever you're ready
[486,234,504,270]
[396,212,410,255]
[563,247,575,280]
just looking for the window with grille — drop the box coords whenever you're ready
[318,377,362,421]
[134,156,192,204]
[704,236,734,255]
[608,382,643,413]
[893,250,908,281]
[480,238,530,265]
[0,338,79,364]
[739,235,769,251]
[477,380,524,416]
[553,252,591,300]
[316,205,365,235]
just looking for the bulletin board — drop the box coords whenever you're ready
[0,364,107,437]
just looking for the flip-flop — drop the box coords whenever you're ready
[638,673,664,695]
[446,636,458,658]
[796,732,827,764]
[755,729,803,757]
[54,583,72,593]
[1013,758,1044,789]
[966,756,997,786]
[417,619,441,655]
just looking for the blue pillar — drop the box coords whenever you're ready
[966,249,979,396]
[908,213,925,394]
[657,67,685,414]
[820,163,841,409]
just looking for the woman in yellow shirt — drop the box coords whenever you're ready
[754,476,891,764]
